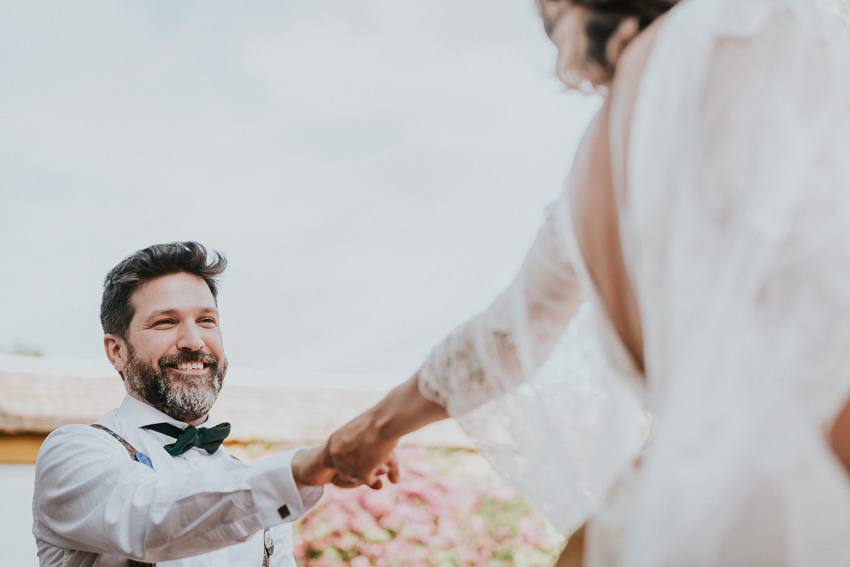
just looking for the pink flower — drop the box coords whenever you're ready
[519,524,549,548]
[327,509,350,533]
[381,537,414,562]
[431,520,462,549]
[311,554,338,567]
[349,509,381,534]
[360,489,394,517]
[294,446,560,567]
[494,526,511,540]
[458,545,490,565]
[355,540,385,557]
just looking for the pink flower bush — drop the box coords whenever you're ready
[294,446,561,567]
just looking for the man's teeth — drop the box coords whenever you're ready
[177,362,205,370]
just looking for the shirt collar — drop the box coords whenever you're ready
[116,394,213,430]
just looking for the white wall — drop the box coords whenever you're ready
[0,465,38,566]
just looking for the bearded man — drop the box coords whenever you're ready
[32,242,395,566]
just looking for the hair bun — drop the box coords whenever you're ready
[572,0,677,70]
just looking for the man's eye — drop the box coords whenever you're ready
[199,317,217,324]
[153,319,175,326]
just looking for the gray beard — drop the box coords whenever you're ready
[123,345,227,423]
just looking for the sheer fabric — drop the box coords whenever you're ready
[418,0,850,563]
[445,303,646,535]
[418,204,583,417]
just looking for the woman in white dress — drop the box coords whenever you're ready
[323,0,850,564]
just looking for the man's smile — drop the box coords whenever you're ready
[167,361,212,374]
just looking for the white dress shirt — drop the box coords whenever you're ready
[33,394,323,567]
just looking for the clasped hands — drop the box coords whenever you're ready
[290,373,449,490]
[291,406,401,491]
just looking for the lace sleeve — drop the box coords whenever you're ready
[418,200,583,416]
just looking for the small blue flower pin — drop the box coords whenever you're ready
[136,452,154,470]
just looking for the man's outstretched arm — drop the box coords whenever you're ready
[34,425,324,563]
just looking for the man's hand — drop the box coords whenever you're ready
[291,445,337,490]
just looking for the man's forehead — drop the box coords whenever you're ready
[130,272,218,315]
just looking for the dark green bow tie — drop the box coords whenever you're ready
[143,422,231,456]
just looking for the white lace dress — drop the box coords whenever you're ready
[417,0,850,564]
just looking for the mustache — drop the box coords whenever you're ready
[157,351,220,372]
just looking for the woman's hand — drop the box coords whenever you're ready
[292,443,394,490]
[322,373,450,488]
[323,408,401,489]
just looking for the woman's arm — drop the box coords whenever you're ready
[830,400,850,475]
[323,204,584,484]
[323,372,447,486]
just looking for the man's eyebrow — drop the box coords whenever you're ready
[145,307,219,319]
[147,309,178,319]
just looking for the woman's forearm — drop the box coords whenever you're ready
[371,372,450,440]
[830,396,850,475]
[324,371,449,486]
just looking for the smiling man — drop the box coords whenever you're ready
[31,242,372,566]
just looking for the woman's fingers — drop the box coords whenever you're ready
[386,455,401,484]
[330,474,361,489]
[365,455,401,489]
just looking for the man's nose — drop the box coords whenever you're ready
[176,322,205,352]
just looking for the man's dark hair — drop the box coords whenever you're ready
[101,242,227,339]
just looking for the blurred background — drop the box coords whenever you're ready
[0,1,600,564]
[0,0,599,375]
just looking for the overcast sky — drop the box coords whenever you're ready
[0,0,600,381]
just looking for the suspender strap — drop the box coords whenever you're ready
[90,424,156,567]
[263,527,274,567]
[91,424,153,469]
[89,423,271,566]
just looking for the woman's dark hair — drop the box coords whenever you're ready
[100,241,227,339]
[548,0,677,70]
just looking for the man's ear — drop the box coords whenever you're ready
[104,334,128,379]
